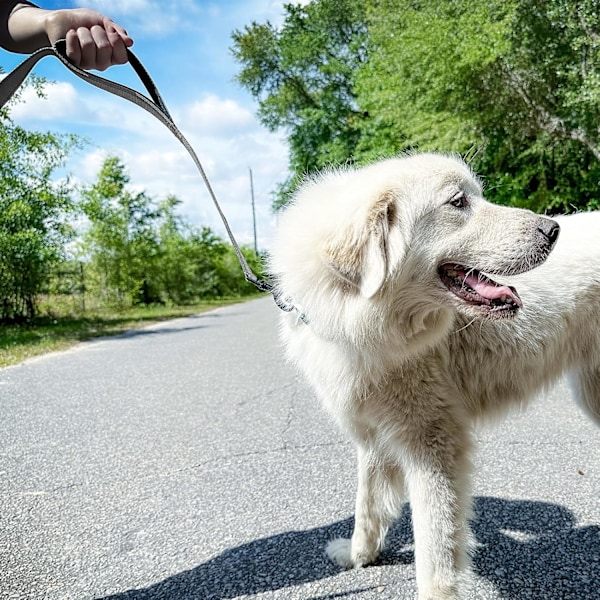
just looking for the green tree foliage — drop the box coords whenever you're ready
[232,0,600,213]
[0,115,76,321]
[80,156,161,306]
[356,0,514,157]
[0,71,263,321]
[156,197,230,302]
[231,0,369,208]
[360,0,600,211]
[79,156,263,308]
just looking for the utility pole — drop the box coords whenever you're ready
[249,167,258,254]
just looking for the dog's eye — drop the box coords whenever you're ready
[448,191,467,209]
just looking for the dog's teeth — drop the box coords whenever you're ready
[447,269,457,277]
[500,295,507,303]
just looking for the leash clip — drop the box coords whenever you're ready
[273,291,310,325]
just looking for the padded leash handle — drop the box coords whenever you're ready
[0,40,273,296]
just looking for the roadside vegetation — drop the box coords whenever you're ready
[0,298,253,367]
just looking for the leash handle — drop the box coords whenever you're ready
[0,39,272,295]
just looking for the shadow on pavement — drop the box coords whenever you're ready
[110,312,226,340]
[100,518,357,600]
[471,496,600,598]
[100,496,600,599]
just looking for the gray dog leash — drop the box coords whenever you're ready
[0,39,308,321]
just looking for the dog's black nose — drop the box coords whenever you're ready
[538,219,560,245]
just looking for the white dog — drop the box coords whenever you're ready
[270,153,600,600]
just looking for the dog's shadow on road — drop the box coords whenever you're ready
[100,496,599,600]
[469,497,600,597]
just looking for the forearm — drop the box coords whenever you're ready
[0,2,49,53]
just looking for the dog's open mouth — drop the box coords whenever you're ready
[438,264,523,317]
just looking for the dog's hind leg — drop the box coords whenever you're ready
[568,365,600,426]
[327,444,404,568]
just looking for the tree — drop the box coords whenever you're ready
[356,0,600,211]
[0,117,76,321]
[156,198,265,301]
[231,0,369,209]
[355,0,513,157]
[156,196,227,303]
[80,157,264,307]
[80,156,162,306]
[233,0,600,213]
[502,0,600,161]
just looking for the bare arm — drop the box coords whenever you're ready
[0,1,133,70]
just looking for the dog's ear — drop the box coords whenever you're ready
[324,191,401,298]
[360,193,398,298]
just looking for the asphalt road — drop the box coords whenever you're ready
[1,297,598,600]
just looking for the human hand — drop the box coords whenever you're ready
[44,8,133,71]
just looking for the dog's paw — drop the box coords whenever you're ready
[326,537,378,568]
[418,582,461,600]
[326,538,355,568]
[419,591,460,600]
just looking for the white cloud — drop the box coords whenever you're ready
[7,79,150,132]
[72,0,208,36]
[40,89,290,249]
[9,81,90,122]
[179,94,255,136]
[111,120,288,248]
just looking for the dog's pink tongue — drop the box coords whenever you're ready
[464,272,523,307]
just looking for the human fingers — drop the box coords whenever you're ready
[57,12,133,70]
[67,25,123,71]
[64,28,82,67]
[65,26,97,70]
[102,20,130,66]
[88,24,114,71]
[102,16,133,50]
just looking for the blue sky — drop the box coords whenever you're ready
[1,1,303,249]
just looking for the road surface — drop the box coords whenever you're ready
[1,298,598,599]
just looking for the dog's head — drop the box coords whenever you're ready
[272,153,559,342]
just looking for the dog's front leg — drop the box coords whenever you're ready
[327,444,404,568]
[405,420,473,600]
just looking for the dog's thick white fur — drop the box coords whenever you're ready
[270,153,600,600]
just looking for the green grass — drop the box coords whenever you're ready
[0,298,249,368]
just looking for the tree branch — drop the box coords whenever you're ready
[501,61,600,161]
